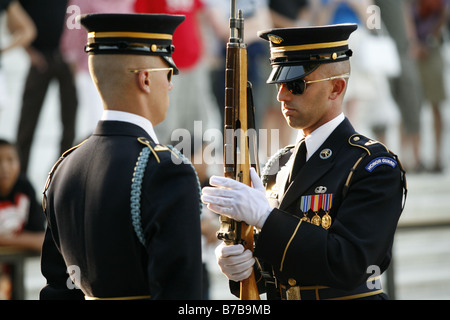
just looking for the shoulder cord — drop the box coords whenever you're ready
[342,152,367,200]
[130,147,151,246]
[130,145,202,247]
[260,145,294,186]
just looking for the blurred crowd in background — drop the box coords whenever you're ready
[0,0,449,300]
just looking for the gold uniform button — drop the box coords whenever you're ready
[288,278,297,286]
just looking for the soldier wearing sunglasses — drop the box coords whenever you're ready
[203,24,407,300]
[40,14,203,300]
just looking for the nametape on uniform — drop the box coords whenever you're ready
[365,157,397,172]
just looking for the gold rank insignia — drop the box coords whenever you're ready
[137,137,180,163]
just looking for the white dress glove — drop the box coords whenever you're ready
[215,243,255,282]
[201,168,271,229]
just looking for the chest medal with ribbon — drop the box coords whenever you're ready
[299,193,333,229]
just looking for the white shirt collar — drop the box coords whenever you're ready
[101,110,160,144]
[297,113,345,161]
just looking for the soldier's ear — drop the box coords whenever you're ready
[329,78,346,101]
[137,70,151,93]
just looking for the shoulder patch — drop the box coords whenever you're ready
[348,134,389,156]
[365,156,398,172]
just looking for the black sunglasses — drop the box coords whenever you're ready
[276,74,350,95]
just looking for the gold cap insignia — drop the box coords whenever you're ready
[268,34,284,44]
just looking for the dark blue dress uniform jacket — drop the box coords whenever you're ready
[253,118,406,298]
[40,121,202,300]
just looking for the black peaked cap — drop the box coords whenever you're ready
[258,23,357,83]
[79,13,185,74]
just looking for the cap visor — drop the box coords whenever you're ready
[266,64,318,84]
[162,56,179,75]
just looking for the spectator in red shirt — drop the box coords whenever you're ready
[0,139,45,299]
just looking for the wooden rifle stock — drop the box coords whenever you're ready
[216,0,260,301]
